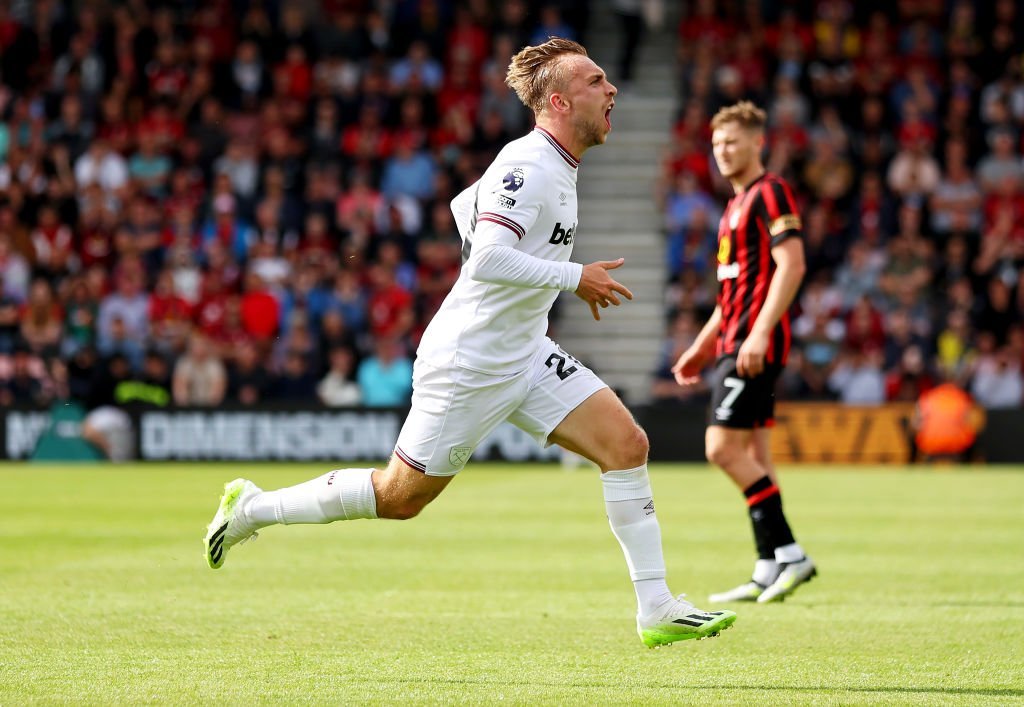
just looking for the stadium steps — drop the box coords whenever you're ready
[557,4,679,404]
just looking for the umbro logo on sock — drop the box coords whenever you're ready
[643,500,655,516]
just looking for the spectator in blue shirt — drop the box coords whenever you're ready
[357,336,413,407]
[530,6,576,46]
[389,40,444,93]
[380,136,437,202]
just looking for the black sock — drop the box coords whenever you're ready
[744,476,796,560]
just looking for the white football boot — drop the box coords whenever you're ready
[709,580,767,603]
[757,556,817,603]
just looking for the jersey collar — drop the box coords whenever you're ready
[534,126,580,169]
[738,170,767,194]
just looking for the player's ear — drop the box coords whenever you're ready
[548,91,569,114]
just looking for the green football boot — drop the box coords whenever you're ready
[204,478,261,569]
[637,596,737,648]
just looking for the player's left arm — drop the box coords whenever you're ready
[736,182,807,377]
[737,238,805,377]
[466,160,584,291]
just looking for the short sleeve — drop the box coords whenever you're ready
[760,180,802,248]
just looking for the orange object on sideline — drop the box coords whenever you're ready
[915,383,980,456]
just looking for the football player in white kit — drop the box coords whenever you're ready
[204,38,736,647]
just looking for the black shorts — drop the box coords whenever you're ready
[707,356,782,429]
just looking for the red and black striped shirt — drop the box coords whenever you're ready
[715,172,802,365]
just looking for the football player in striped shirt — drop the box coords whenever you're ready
[673,101,817,603]
[204,38,735,647]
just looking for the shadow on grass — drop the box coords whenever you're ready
[926,601,1024,609]
[354,678,1023,698]
[767,600,1024,609]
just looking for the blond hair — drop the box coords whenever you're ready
[710,101,767,132]
[505,38,588,115]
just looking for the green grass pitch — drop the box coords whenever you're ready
[1,463,1022,705]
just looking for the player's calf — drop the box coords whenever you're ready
[371,458,452,520]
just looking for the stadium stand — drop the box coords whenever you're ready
[3,0,1022,423]
[654,0,1024,410]
[0,1,595,411]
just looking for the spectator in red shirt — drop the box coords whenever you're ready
[275,44,312,102]
[149,268,192,353]
[212,294,252,359]
[446,6,489,77]
[146,40,189,100]
[886,345,935,402]
[138,100,185,154]
[30,204,75,279]
[437,60,481,127]
[96,94,134,157]
[679,0,734,47]
[75,193,116,271]
[341,104,393,161]
[367,262,413,340]
[239,270,279,342]
[764,8,814,57]
[298,212,335,263]
[845,296,887,353]
[193,271,229,338]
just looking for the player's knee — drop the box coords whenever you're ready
[609,424,649,469]
[751,448,772,472]
[706,436,739,468]
[376,490,431,520]
[382,501,424,521]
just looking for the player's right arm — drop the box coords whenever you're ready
[468,242,634,321]
[672,306,721,386]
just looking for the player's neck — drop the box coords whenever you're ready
[534,117,584,161]
[729,165,766,194]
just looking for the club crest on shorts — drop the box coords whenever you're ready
[449,446,472,466]
[502,167,525,193]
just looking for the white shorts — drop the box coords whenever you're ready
[395,337,607,476]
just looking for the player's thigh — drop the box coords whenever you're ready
[707,356,768,429]
[395,360,527,477]
[708,358,782,433]
[547,388,648,471]
[510,339,644,471]
[746,364,781,477]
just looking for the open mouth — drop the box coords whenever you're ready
[605,103,614,130]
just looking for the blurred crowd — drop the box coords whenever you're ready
[653,0,1024,410]
[0,0,593,411]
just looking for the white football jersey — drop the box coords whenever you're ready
[417,127,582,375]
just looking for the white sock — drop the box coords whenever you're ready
[753,559,780,586]
[774,542,805,564]
[244,468,377,527]
[602,465,673,616]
